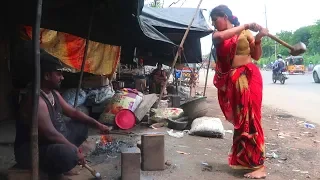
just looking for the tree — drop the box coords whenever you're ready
[146,0,163,8]
[275,30,293,56]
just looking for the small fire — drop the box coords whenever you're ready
[100,135,112,145]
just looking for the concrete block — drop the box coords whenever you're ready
[121,147,141,180]
[141,134,165,171]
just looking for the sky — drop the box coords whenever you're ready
[145,0,320,55]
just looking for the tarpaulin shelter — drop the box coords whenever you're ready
[5,0,145,46]
[5,0,177,86]
[135,6,213,66]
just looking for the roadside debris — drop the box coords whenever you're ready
[150,122,165,129]
[266,152,279,159]
[312,139,320,143]
[165,160,172,166]
[201,162,213,172]
[304,123,315,129]
[224,130,233,134]
[176,151,190,155]
[277,132,291,139]
[167,129,185,138]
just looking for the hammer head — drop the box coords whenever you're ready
[290,42,307,56]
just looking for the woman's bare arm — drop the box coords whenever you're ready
[246,30,262,60]
[212,24,247,44]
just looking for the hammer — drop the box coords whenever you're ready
[84,163,101,179]
[267,33,307,56]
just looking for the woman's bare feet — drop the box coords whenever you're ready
[244,166,267,179]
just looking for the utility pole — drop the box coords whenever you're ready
[264,4,268,29]
[265,3,277,59]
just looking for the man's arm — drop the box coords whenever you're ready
[38,98,77,150]
[54,91,101,128]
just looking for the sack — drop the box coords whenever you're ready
[62,88,87,107]
[98,113,116,125]
[86,85,115,105]
[189,117,225,138]
[108,88,143,114]
[98,88,143,124]
[150,108,184,123]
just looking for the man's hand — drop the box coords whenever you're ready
[77,149,85,166]
[97,123,112,134]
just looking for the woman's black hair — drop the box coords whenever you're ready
[210,5,240,26]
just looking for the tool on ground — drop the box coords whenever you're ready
[84,163,101,179]
[267,33,307,56]
[108,131,138,136]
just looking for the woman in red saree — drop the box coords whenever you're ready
[210,5,268,179]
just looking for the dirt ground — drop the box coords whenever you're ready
[68,86,320,180]
[0,86,319,180]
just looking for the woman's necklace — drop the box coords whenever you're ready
[40,89,55,106]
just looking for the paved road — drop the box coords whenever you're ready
[198,69,320,124]
[262,70,320,124]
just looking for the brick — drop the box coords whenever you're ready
[141,134,165,171]
[121,147,141,180]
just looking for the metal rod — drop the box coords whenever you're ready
[203,58,211,96]
[174,68,178,95]
[74,1,95,107]
[203,45,214,96]
[157,0,203,106]
[31,0,43,179]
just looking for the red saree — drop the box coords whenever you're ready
[213,35,265,169]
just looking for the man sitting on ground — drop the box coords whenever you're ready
[14,51,111,180]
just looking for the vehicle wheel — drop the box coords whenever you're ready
[280,77,286,84]
[313,72,320,83]
[273,78,276,83]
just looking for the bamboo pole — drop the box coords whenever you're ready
[157,0,204,106]
[203,45,214,96]
[31,0,43,179]
[74,1,95,107]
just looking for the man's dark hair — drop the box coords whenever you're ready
[40,50,64,80]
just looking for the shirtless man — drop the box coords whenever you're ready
[14,51,111,180]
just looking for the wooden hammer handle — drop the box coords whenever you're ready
[84,164,94,173]
[267,33,294,50]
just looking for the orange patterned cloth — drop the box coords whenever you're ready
[22,26,121,76]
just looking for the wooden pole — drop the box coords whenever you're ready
[31,0,43,179]
[74,1,95,107]
[203,45,214,96]
[203,59,211,96]
[157,0,203,106]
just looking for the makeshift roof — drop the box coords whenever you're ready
[141,7,212,38]
[136,7,213,65]
[6,0,147,46]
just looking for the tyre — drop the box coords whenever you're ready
[273,78,277,83]
[280,76,286,84]
[272,74,276,83]
[313,71,320,83]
